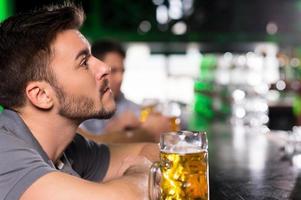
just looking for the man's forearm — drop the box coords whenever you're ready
[20,171,149,200]
[104,172,149,200]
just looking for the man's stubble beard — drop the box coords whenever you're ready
[52,83,115,123]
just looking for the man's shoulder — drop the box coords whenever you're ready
[0,109,29,141]
[0,126,27,148]
[0,126,55,200]
[0,110,40,152]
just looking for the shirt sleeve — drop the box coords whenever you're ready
[65,134,110,182]
[0,133,56,200]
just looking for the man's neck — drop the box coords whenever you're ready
[18,107,77,162]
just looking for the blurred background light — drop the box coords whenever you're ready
[152,0,164,6]
[171,21,187,35]
[138,20,152,34]
[275,80,286,91]
[266,22,278,35]
[168,0,183,20]
[156,5,169,24]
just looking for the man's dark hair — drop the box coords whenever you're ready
[92,40,126,60]
[0,3,84,108]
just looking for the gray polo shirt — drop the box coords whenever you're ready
[0,109,110,200]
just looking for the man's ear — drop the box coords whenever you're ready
[25,82,54,109]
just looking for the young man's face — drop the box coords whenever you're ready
[49,29,116,121]
[101,52,125,99]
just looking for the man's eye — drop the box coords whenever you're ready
[80,59,88,67]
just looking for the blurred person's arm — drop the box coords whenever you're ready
[141,113,171,137]
[77,113,171,143]
[104,110,141,132]
[77,126,157,143]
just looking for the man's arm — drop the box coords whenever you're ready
[77,127,157,143]
[77,113,172,144]
[20,165,150,200]
[19,141,158,200]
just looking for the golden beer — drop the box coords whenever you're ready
[149,131,209,200]
[168,116,181,132]
[160,150,208,200]
[140,104,156,122]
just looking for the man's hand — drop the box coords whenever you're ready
[124,157,152,199]
[103,156,151,200]
[114,156,151,178]
[104,143,159,181]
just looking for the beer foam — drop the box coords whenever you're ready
[162,141,204,154]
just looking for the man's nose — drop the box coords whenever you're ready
[94,58,111,80]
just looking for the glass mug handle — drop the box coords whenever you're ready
[149,161,161,200]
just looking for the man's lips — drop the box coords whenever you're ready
[103,87,111,93]
[100,79,111,94]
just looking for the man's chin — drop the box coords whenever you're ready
[98,109,115,119]
[92,106,116,120]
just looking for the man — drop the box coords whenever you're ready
[80,40,171,140]
[0,3,158,200]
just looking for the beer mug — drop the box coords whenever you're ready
[161,102,181,132]
[140,99,159,122]
[149,131,209,200]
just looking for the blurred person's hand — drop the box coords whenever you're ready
[142,113,171,139]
